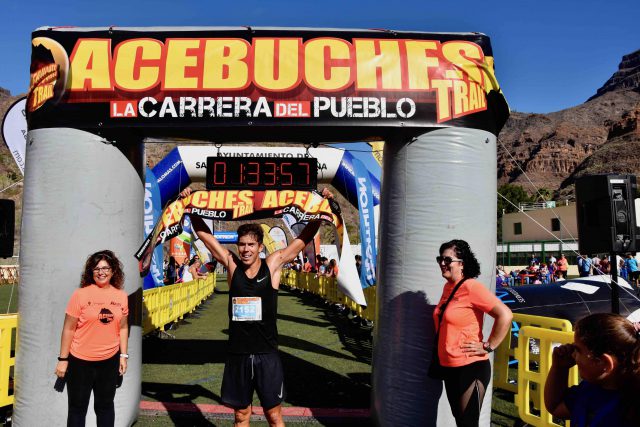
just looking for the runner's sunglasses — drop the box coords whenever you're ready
[436,256,463,265]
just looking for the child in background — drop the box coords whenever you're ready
[544,313,640,427]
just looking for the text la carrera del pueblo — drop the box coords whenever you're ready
[160,190,336,223]
[68,37,496,123]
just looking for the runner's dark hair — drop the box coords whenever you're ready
[237,224,264,244]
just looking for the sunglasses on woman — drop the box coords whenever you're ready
[436,256,463,265]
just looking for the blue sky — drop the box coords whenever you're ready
[1,0,638,114]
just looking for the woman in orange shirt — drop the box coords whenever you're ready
[55,250,129,427]
[432,240,512,427]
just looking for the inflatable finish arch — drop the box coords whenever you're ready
[22,27,508,426]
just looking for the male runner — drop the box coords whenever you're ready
[184,188,332,427]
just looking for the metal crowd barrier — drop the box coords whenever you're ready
[282,270,376,322]
[142,274,216,334]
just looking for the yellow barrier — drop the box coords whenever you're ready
[0,315,17,408]
[494,313,573,394]
[515,326,578,427]
[142,274,216,334]
[282,270,377,322]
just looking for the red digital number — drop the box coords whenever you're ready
[245,162,260,185]
[264,162,276,186]
[300,162,310,186]
[280,162,293,186]
[212,161,226,185]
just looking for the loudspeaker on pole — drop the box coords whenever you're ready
[575,174,638,254]
[0,199,15,258]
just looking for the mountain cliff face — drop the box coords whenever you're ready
[497,49,640,199]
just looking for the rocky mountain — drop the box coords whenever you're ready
[497,49,640,200]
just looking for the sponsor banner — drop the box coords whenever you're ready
[170,237,189,265]
[136,189,340,274]
[28,28,508,137]
[214,231,238,243]
[352,158,377,288]
[135,188,367,305]
[1,97,27,175]
[151,148,191,208]
[269,226,288,251]
[143,168,164,289]
[260,224,278,255]
[368,141,384,168]
[332,149,381,208]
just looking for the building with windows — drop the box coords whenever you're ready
[498,202,579,269]
[502,203,577,243]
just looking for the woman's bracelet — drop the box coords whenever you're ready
[120,353,129,359]
[57,356,69,361]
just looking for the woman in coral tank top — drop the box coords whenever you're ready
[432,240,512,427]
[55,250,129,427]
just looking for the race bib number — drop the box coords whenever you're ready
[232,297,262,321]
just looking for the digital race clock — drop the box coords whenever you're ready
[206,157,318,191]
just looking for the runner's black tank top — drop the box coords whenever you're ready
[228,259,278,354]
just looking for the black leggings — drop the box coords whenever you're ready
[66,353,120,427]
[442,359,491,427]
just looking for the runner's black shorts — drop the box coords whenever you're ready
[221,352,285,410]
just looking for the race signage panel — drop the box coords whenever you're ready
[28,27,509,139]
[135,189,342,276]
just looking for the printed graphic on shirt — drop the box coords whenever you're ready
[98,308,115,324]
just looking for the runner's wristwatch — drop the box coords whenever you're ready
[482,342,494,353]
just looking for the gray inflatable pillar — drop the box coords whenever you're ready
[15,128,143,426]
[373,128,497,426]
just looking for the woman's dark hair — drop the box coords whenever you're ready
[80,250,125,289]
[575,313,640,421]
[439,239,481,278]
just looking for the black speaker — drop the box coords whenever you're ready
[576,174,639,254]
[0,200,15,258]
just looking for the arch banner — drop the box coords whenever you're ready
[28,27,508,141]
[135,189,367,306]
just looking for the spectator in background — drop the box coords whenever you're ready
[539,263,550,284]
[355,255,362,277]
[315,254,323,273]
[302,257,312,273]
[188,258,208,280]
[164,256,179,285]
[529,253,539,266]
[577,254,592,278]
[556,254,569,280]
[620,258,628,280]
[591,254,602,275]
[599,256,611,275]
[318,257,329,276]
[548,254,557,266]
[327,259,339,278]
[624,253,639,289]
[548,261,557,283]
